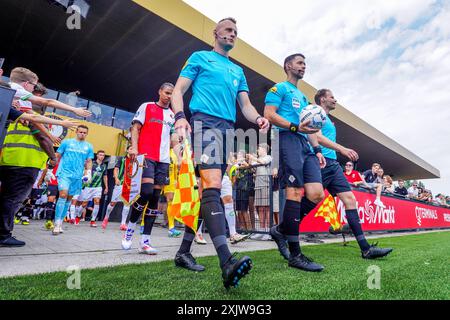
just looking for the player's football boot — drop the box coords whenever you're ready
[121,228,134,250]
[362,242,393,259]
[101,218,109,230]
[194,233,207,245]
[288,253,324,272]
[52,225,61,236]
[230,233,251,244]
[174,252,205,272]
[168,228,182,238]
[222,253,253,289]
[139,239,158,255]
[45,220,54,230]
[269,225,290,260]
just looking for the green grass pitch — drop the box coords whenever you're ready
[1,231,449,300]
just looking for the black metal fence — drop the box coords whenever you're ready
[234,163,276,236]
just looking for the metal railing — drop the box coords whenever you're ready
[233,163,274,235]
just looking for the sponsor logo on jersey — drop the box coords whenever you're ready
[292,97,300,109]
[148,117,174,127]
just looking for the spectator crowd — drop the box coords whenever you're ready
[343,161,450,207]
[228,154,450,237]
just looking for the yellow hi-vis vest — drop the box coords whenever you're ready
[0,121,48,169]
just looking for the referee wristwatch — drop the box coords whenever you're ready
[289,122,299,133]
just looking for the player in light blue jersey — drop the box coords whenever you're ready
[303,89,392,260]
[52,125,94,235]
[171,17,270,289]
[264,53,326,272]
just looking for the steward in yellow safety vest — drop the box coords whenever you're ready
[0,121,49,169]
[0,120,49,246]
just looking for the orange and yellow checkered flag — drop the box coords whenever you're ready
[171,140,200,232]
[315,194,342,231]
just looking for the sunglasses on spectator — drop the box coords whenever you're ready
[26,81,37,89]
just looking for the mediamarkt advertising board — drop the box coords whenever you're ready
[300,190,450,233]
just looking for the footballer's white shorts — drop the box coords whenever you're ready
[111,185,124,203]
[36,194,48,205]
[221,175,233,198]
[79,187,102,202]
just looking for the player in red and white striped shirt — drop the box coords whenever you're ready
[121,83,175,254]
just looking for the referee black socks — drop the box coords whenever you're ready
[345,209,370,251]
[300,197,319,221]
[177,216,203,254]
[281,199,302,257]
[200,188,232,267]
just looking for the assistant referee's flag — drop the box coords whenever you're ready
[315,194,342,230]
[171,140,200,232]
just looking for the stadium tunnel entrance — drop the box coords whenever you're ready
[0,0,440,180]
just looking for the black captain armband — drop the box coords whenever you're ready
[174,111,186,122]
[313,146,322,154]
[289,122,298,133]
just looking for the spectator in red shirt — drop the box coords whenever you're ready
[343,162,364,187]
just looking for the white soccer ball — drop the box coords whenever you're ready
[299,104,327,130]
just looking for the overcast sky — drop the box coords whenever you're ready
[184,0,450,196]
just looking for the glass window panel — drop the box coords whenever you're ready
[40,88,59,113]
[43,88,58,100]
[113,108,134,130]
[55,92,87,119]
[88,101,114,126]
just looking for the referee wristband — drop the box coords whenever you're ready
[174,111,186,122]
[313,146,322,154]
[289,122,298,133]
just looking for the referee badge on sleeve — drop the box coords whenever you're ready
[269,86,278,93]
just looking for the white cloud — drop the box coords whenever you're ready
[183,0,450,195]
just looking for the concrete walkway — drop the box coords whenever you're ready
[0,221,447,278]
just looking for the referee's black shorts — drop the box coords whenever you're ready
[279,131,322,189]
[191,112,234,177]
[321,158,352,196]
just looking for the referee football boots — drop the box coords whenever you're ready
[174,252,205,272]
[269,225,290,260]
[362,242,393,259]
[222,253,253,289]
[288,253,324,272]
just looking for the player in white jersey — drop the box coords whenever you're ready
[221,172,250,244]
